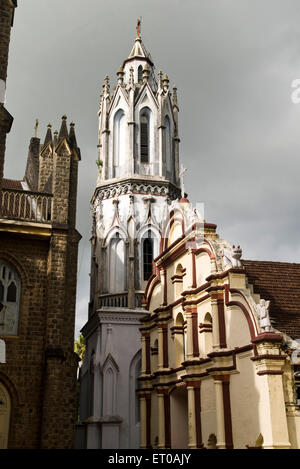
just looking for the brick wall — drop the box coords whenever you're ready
[0,228,80,449]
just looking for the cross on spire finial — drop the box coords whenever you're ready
[179,164,187,199]
[136,18,141,38]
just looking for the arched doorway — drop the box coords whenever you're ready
[0,382,11,449]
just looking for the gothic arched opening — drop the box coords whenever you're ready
[0,261,21,336]
[143,231,154,281]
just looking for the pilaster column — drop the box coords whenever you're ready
[187,384,196,448]
[157,390,165,448]
[251,333,291,449]
[101,129,109,179]
[145,333,151,375]
[214,377,226,449]
[140,394,147,448]
[140,392,152,449]
[217,297,227,349]
[156,388,170,449]
[160,267,167,306]
[141,334,147,374]
[157,323,169,370]
[186,381,204,449]
[128,213,135,309]
[213,375,233,449]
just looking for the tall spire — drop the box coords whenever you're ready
[43,123,53,148]
[58,115,69,141]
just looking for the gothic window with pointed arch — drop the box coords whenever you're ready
[140,109,150,164]
[113,109,126,177]
[138,65,143,83]
[143,230,154,281]
[0,261,21,336]
[109,233,125,293]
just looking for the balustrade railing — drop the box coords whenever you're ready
[98,292,145,309]
[98,293,128,308]
[0,188,52,223]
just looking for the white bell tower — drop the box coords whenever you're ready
[77,21,182,450]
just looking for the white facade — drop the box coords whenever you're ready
[76,29,181,449]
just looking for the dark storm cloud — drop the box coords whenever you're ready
[4,0,300,336]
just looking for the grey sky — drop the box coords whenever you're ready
[4,0,300,337]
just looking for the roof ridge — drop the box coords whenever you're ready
[244,259,300,267]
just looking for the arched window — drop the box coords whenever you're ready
[113,109,126,177]
[103,354,119,417]
[0,261,21,336]
[138,65,143,83]
[143,231,154,281]
[109,233,125,293]
[140,110,150,164]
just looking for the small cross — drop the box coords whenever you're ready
[136,18,141,37]
[179,164,187,199]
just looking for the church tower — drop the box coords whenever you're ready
[77,21,181,449]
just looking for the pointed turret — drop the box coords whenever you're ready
[96,22,180,185]
[69,122,77,148]
[121,19,155,88]
[53,130,58,147]
[43,124,53,148]
[58,115,69,142]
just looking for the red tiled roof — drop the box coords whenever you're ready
[243,260,300,340]
[2,178,23,190]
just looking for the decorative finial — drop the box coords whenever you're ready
[158,70,163,90]
[34,119,39,138]
[103,75,110,94]
[162,73,169,92]
[179,164,187,199]
[173,85,178,108]
[136,18,141,38]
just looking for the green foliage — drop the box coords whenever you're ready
[74,333,86,362]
